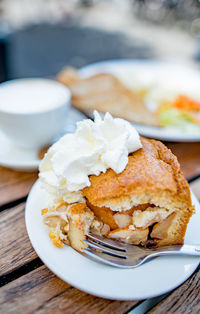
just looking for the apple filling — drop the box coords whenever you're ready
[42,200,176,252]
[42,201,109,251]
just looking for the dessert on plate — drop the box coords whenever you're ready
[57,67,159,126]
[57,66,200,133]
[40,111,194,252]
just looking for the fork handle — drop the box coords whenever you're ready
[151,244,200,257]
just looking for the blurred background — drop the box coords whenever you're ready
[0,0,200,81]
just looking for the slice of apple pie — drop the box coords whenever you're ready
[41,135,194,252]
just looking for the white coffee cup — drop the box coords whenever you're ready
[0,78,71,150]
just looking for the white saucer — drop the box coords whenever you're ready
[79,59,200,142]
[25,180,200,300]
[0,108,86,171]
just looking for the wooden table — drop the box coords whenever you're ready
[0,142,200,314]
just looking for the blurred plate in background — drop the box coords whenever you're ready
[79,59,200,142]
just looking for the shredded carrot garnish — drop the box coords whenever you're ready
[172,95,200,111]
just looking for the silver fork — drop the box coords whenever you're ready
[83,233,200,268]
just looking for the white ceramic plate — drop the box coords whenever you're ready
[0,108,86,171]
[25,180,200,300]
[79,60,200,142]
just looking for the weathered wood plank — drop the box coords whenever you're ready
[148,267,200,314]
[0,203,37,276]
[0,166,37,206]
[166,142,200,180]
[0,265,139,314]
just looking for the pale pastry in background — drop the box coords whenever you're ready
[57,67,159,127]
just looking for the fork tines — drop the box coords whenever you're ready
[87,233,126,252]
[83,233,134,268]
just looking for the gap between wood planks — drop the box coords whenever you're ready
[0,265,141,314]
[188,174,200,183]
[0,196,27,213]
[0,257,43,288]
[146,263,200,313]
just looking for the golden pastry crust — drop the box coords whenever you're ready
[83,137,192,211]
[83,137,194,246]
[42,137,194,249]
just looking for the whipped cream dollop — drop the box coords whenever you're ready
[39,111,142,204]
